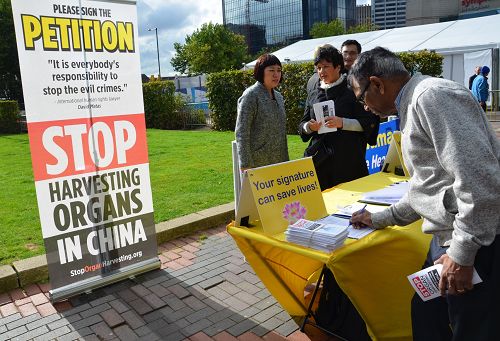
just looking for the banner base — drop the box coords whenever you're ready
[49,257,161,302]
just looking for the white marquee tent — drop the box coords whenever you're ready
[245,14,500,92]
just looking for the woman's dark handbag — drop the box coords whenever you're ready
[304,137,334,168]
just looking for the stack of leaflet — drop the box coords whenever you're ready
[285,219,348,252]
[360,181,409,205]
[317,209,376,240]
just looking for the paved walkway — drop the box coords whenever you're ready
[490,119,500,139]
[1,117,497,341]
[0,225,328,341]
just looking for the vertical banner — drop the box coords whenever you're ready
[365,118,400,174]
[11,0,160,301]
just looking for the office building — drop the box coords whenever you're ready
[407,0,500,26]
[222,0,356,56]
[356,4,371,25]
[372,0,406,29]
[406,0,458,26]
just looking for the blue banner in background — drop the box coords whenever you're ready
[365,118,400,174]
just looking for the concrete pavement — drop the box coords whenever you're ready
[490,118,500,139]
[0,224,328,341]
[1,116,498,340]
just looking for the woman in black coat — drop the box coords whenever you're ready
[299,45,378,340]
[299,45,379,190]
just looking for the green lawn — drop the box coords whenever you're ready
[0,129,306,265]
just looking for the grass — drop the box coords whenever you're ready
[0,129,306,265]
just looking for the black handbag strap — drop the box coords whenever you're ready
[305,134,326,157]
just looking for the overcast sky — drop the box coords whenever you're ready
[137,0,371,77]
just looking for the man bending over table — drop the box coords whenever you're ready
[349,47,500,341]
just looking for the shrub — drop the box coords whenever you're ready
[206,65,314,133]
[278,62,315,134]
[206,70,253,131]
[142,80,185,130]
[0,100,19,133]
[206,50,443,133]
[397,50,443,77]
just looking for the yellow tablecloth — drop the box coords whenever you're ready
[228,172,432,341]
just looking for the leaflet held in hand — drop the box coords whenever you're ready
[407,264,482,301]
[312,100,336,134]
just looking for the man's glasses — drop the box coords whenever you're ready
[357,82,371,105]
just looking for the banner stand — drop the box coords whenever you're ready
[50,258,160,302]
[11,0,160,300]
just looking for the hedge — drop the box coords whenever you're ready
[0,100,20,134]
[143,80,186,130]
[279,62,315,134]
[398,50,443,77]
[206,70,254,131]
[206,50,443,133]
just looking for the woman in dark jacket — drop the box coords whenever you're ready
[299,47,379,340]
[299,45,379,190]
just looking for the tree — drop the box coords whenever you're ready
[170,42,190,75]
[0,0,23,105]
[309,19,345,39]
[171,23,248,75]
[309,19,379,39]
[250,42,288,62]
[347,22,379,34]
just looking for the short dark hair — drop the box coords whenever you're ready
[348,47,409,88]
[341,40,361,54]
[314,46,343,68]
[254,54,282,83]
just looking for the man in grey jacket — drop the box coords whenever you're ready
[349,47,500,340]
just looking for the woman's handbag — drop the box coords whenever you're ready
[304,136,334,168]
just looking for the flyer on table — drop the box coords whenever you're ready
[11,0,158,291]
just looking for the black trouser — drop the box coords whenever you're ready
[411,234,500,341]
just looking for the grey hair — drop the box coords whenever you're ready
[348,47,409,88]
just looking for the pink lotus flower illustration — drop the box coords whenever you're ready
[282,201,307,224]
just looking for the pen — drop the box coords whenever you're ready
[348,204,367,228]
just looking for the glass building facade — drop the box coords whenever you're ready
[222,0,356,55]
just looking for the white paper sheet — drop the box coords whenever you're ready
[407,264,482,301]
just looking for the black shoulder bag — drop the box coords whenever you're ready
[303,134,334,168]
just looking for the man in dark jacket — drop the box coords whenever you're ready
[468,65,481,90]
